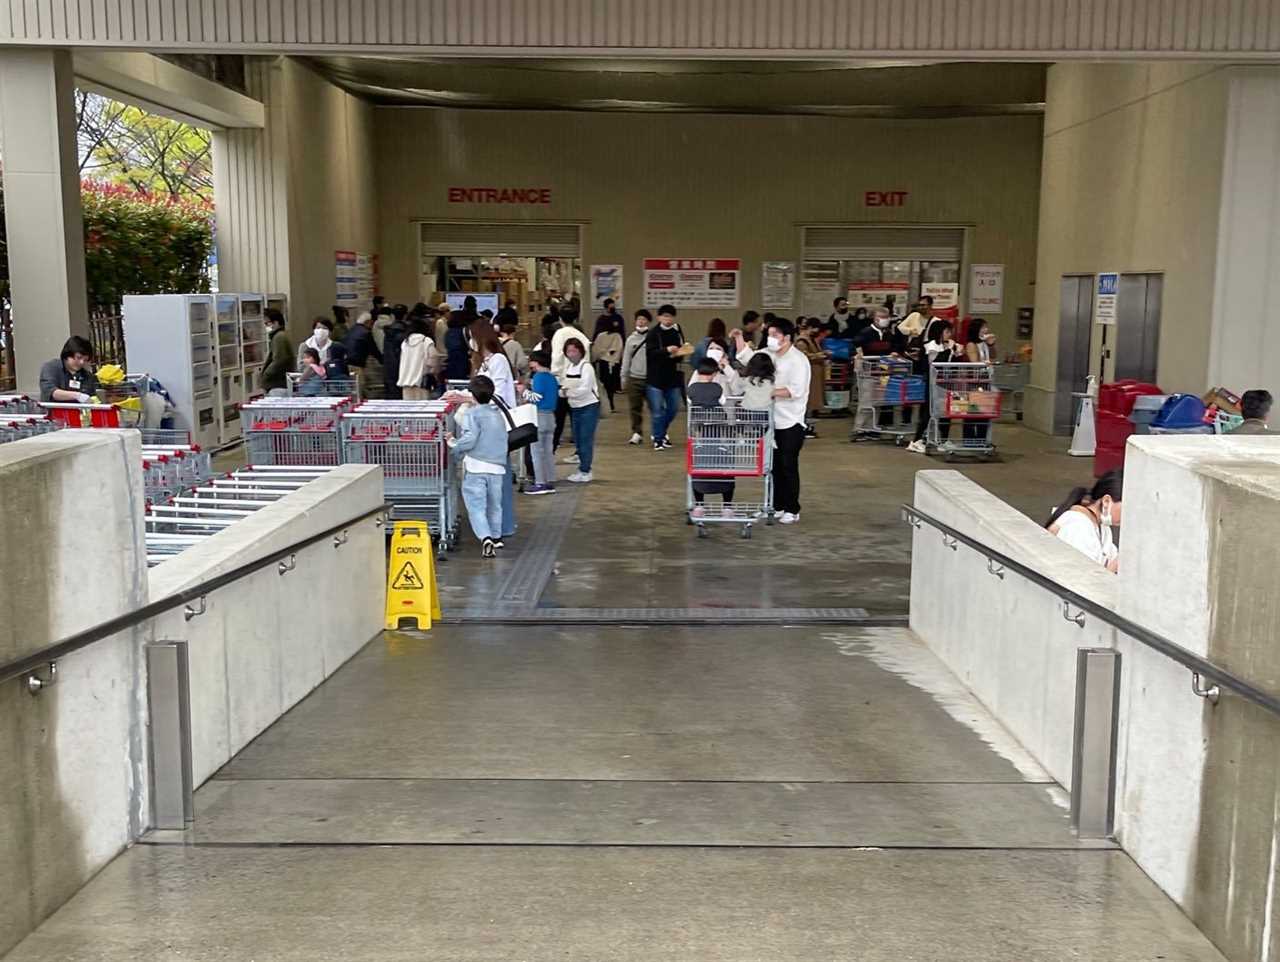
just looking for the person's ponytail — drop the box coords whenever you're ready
[1047,470,1124,528]
[1046,486,1089,528]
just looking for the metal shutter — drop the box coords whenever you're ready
[802,226,966,262]
[419,222,581,257]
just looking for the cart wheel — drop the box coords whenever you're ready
[436,542,447,560]
[696,524,709,539]
[765,513,775,526]
[741,524,752,539]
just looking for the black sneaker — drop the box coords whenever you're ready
[481,538,496,559]
[494,539,506,550]
[653,439,664,451]
[659,437,673,450]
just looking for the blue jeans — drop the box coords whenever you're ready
[462,471,504,542]
[501,458,515,537]
[569,402,601,473]
[646,385,682,442]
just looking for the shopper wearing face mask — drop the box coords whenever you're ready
[621,309,652,445]
[298,317,335,370]
[828,297,854,337]
[850,307,898,439]
[1046,471,1124,573]
[962,317,998,447]
[645,304,688,451]
[261,308,294,395]
[732,318,811,525]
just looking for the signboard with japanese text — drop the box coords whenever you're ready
[921,281,959,311]
[761,261,796,309]
[336,250,378,306]
[643,258,740,308]
[590,265,624,311]
[969,264,1004,315]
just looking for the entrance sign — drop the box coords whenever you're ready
[1095,272,1119,325]
[761,261,796,309]
[643,258,740,308]
[385,522,441,630]
[447,186,552,204]
[590,265,623,311]
[969,264,1005,314]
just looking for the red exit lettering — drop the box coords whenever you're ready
[864,190,909,208]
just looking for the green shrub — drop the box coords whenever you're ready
[81,180,213,308]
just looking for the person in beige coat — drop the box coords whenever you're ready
[591,328,624,413]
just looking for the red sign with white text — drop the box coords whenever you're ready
[643,259,741,308]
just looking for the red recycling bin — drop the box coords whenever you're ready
[1094,380,1162,476]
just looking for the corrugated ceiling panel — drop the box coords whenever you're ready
[419,222,581,257]
[3,0,1280,53]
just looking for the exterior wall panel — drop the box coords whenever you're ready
[2,0,1279,56]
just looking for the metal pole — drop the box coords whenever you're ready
[1070,648,1121,839]
[146,641,193,830]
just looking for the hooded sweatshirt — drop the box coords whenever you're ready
[398,333,439,388]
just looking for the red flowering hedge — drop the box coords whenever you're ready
[82,180,213,308]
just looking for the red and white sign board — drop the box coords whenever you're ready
[643,258,741,308]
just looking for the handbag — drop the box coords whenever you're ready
[494,396,538,451]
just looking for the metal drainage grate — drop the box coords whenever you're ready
[443,607,905,626]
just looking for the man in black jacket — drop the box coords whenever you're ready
[382,304,410,400]
[645,304,685,450]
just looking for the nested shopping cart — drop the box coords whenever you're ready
[927,362,1001,460]
[685,400,774,539]
[823,360,853,416]
[341,400,459,556]
[991,362,1029,421]
[851,356,925,444]
[242,397,348,466]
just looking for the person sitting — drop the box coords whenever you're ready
[1046,470,1123,573]
[297,347,327,396]
[1231,389,1274,435]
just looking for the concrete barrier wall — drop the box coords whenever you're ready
[148,464,387,784]
[0,431,148,959]
[0,439,386,957]
[913,441,1280,962]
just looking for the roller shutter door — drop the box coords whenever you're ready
[419,222,581,257]
[802,226,966,262]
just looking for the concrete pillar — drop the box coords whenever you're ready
[0,49,89,395]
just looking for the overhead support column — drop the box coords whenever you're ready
[0,49,88,394]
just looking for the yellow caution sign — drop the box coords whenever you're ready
[385,522,442,630]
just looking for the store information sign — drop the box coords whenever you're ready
[643,258,740,308]
[921,281,959,310]
[761,261,796,309]
[969,264,1004,314]
[1095,272,1119,325]
[336,250,377,305]
[849,283,910,312]
[590,265,623,311]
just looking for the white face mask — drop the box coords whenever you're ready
[635,326,648,335]
[706,346,725,363]
[767,335,782,351]
[660,319,675,329]
[1100,502,1114,528]
[313,328,329,344]
[468,338,478,352]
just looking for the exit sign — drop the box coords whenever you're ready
[864,190,909,207]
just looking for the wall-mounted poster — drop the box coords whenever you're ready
[643,258,740,308]
[336,250,378,306]
[921,281,959,311]
[969,264,1005,315]
[849,283,910,313]
[761,261,796,309]
[590,265,624,311]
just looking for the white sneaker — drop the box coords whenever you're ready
[560,453,580,464]
[567,471,593,484]
[777,511,799,525]
[628,433,643,445]
[906,440,927,454]
[721,506,736,519]
[690,505,706,519]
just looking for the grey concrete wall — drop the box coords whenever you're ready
[373,107,1043,347]
[0,440,386,957]
[148,464,387,785]
[1027,63,1230,433]
[0,431,148,959]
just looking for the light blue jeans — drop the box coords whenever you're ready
[462,470,504,542]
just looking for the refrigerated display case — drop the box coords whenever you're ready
[121,294,222,449]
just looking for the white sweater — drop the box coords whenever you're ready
[562,359,599,408]
[397,333,438,388]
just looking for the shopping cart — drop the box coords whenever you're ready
[992,362,1029,421]
[850,356,925,444]
[342,400,458,556]
[0,415,60,444]
[38,402,122,428]
[0,394,40,415]
[685,400,774,538]
[927,362,1001,459]
[822,361,853,416]
[242,397,348,466]
[286,371,362,400]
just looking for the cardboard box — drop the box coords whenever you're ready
[1203,386,1242,415]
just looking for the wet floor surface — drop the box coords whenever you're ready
[11,414,1228,961]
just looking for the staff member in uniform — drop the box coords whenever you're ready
[39,336,99,402]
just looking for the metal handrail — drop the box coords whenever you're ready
[0,501,392,689]
[901,503,1280,718]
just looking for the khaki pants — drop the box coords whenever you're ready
[404,386,430,400]
[625,378,647,436]
[355,363,385,399]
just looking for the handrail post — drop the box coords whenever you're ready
[146,641,194,831]
[1071,648,1121,839]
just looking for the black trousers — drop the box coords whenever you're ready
[553,396,570,450]
[773,424,806,515]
